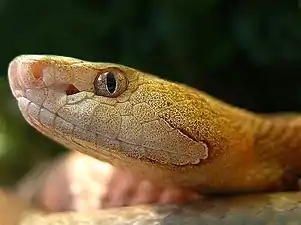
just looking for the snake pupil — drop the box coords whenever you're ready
[106,72,116,94]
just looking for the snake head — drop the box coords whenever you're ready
[8,55,251,189]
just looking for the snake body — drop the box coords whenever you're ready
[7,55,301,224]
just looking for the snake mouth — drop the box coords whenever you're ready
[8,55,77,137]
[7,56,126,164]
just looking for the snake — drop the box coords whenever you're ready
[6,54,301,224]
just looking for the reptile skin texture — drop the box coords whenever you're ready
[7,55,301,224]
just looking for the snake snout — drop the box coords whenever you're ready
[8,55,49,99]
[8,58,24,98]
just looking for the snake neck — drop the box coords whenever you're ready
[205,98,301,190]
[251,114,301,181]
[211,99,301,172]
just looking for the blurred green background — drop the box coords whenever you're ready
[0,1,301,186]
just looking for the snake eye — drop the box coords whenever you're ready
[94,69,128,97]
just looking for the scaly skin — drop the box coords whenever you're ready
[7,55,301,224]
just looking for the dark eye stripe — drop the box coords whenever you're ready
[106,72,116,94]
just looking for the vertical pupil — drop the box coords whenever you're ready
[106,72,116,94]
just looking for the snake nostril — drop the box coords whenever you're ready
[66,84,80,95]
[30,62,45,80]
